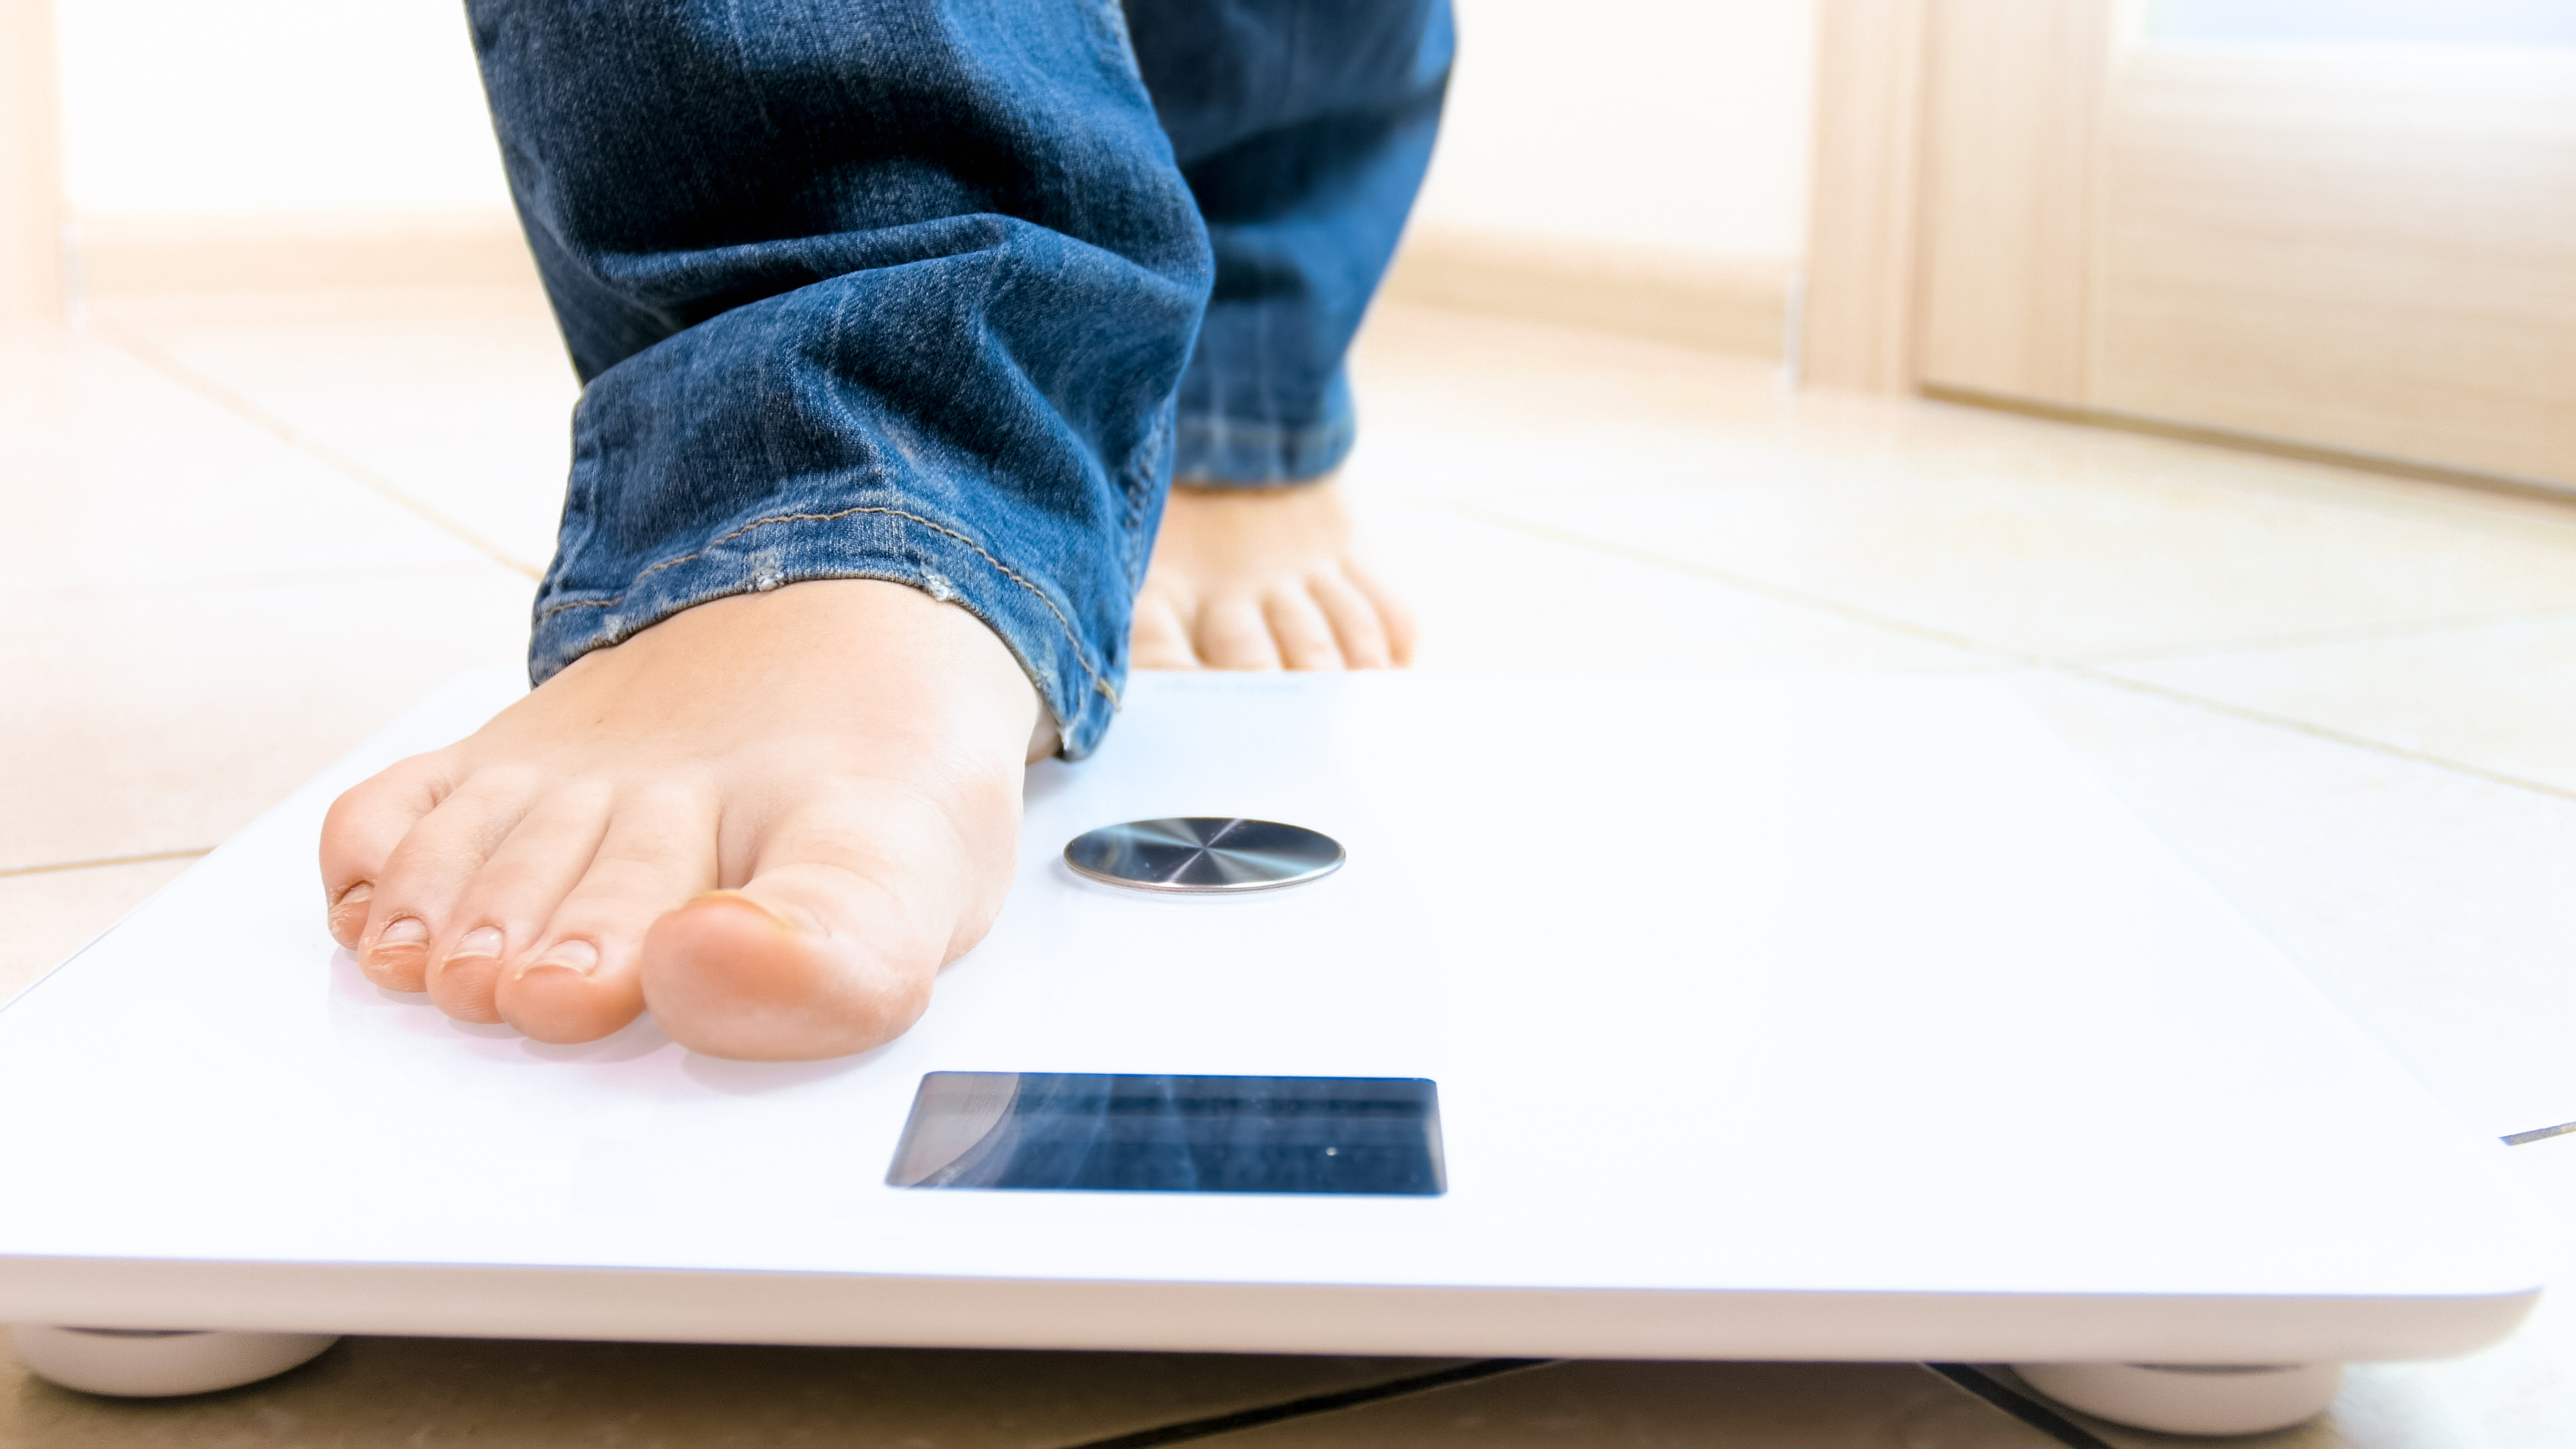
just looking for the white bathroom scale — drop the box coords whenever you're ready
[0,671,2551,1371]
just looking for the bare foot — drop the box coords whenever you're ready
[1132,478,1415,669]
[319,580,1049,1061]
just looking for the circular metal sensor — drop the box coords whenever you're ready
[1064,818,1344,894]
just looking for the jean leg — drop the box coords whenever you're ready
[468,0,1215,756]
[1125,0,1454,485]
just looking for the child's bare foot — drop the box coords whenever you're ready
[1131,478,1415,669]
[319,580,1048,1061]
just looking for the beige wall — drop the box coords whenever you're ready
[52,0,517,294]
[1391,0,1815,357]
[1415,0,1815,261]
[55,0,507,218]
[49,0,1819,358]
[54,0,1817,262]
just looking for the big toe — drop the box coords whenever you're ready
[639,888,939,1062]
[639,774,1018,1062]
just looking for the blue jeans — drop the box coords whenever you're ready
[467,0,1452,755]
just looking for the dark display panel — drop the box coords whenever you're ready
[888,1073,1445,1195]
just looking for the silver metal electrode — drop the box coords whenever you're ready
[1063,818,1344,894]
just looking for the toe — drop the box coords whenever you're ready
[496,776,718,1044]
[643,777,1006,1061]
[1129,590,1201,670]
[425,779,614,1024]
[1342,557,1417,665]
[1307,572,1391,669]
[640,890,934,1061]
[431,926,511,1020]
[1264,587,1346,670]
[1195,596,1284,670]
[352,774,532,992]
[318,753,452,949]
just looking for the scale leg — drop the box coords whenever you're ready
[2012,1360,2342,1436]
[11,1326,339,1397]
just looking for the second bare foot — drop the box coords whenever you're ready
[1131,478,1415,670]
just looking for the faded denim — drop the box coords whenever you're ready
[467,0,1452,755]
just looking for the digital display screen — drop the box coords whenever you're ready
[886,1073,1446,1195]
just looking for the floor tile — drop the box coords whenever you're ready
[1204,1360,2058,1448]
[1353,305,2576,662]
[1363,499,1984,674]
[1462,447,2576,666]
[2002,670,2576,1138]
[89,288,578,576]
[0,1338,1452,1449]
[0,857,197,1006]
[2104,613,2576,796]
[0,326,496,601]
[0,568,532,871]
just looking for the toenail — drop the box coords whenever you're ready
[449,926,504,960]
[326,883,374,947]
[522,939,600,977]
[373,917,428,949]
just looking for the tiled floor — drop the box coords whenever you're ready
[4,285,2573,1446]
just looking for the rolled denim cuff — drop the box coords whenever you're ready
[1171,368,1354,486]
[528,502,1119,757]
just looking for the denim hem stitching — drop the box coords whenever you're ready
[537,504,1117,704]
[1171,411,1355,486]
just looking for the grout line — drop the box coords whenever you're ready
[1417,496,2013,655]
[2074,602,2576,668]
[0,849,211,880]
[2045,666,2576,804]
[1926,1364,2119,1449]
[1049,1359,1552,1449]
[2505,1121,2576,1147]
[1431,499,2576,806]
[94,324,545,581]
